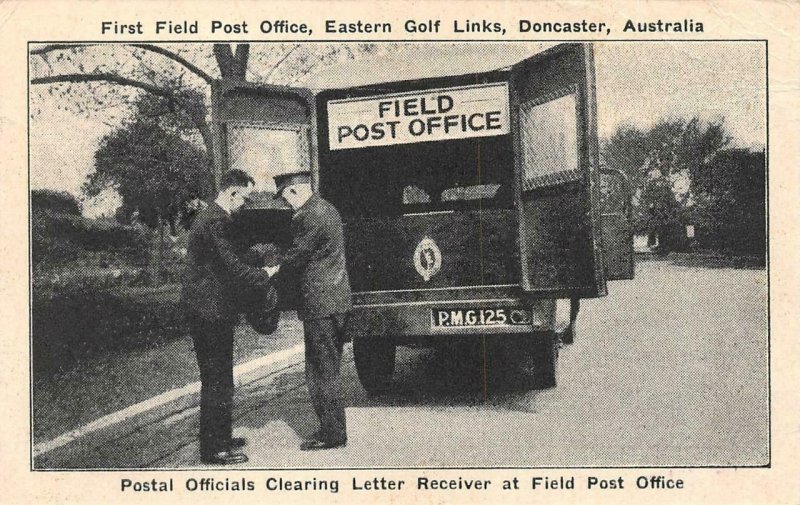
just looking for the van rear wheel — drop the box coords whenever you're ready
[353,338,396,396]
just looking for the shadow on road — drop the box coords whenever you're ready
[641,253,765,270]
[233,337,553,447]
[358,340,548,407]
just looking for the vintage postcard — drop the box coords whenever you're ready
[1,0,797,504]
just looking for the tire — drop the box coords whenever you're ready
[353,338,396,396]
[529,331,559,389]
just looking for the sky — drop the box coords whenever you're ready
[29,42,766,217]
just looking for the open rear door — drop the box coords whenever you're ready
[211,81,316,309]
[510,43,607,298]
[211,81,317,192]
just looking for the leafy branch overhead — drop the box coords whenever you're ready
[30,44,229,189]
[29,43,397,191]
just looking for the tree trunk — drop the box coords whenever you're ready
[158,217,165,284]
[146,226,158,286]
[190,113,220,193]
[213,43,250,81]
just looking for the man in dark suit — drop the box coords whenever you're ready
[273,170,352,451]
[182,169,275,464]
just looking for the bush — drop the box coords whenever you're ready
[32,279,186,378]
[31,189,81,215]
[691,149,766,257]
[32,209,149,266]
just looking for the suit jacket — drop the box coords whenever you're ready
[182,202,273,324]
[282,194,352,321]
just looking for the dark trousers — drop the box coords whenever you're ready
[189,318,235,457]
[304,314,348,443]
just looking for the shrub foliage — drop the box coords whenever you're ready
[32,280,186,378]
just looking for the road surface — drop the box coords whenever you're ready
[35,258,768,469]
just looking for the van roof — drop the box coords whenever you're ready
[300,42,557,90]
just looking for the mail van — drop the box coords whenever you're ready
[214,43,633,393]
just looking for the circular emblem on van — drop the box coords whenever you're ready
[414,237,442,282]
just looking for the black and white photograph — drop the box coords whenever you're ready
[27,40,768,472]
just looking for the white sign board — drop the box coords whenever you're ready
[327,83,510,150]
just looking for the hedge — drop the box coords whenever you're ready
[32,280,186,378]
[31,189,81,215]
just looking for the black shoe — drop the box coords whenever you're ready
[230,437,247,449]
[300,438,347,451]
[201,450,249,464]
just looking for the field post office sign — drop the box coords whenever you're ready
[327,83,510,150]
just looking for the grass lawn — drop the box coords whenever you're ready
[32,313,304,442]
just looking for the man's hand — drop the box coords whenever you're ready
[263,265,280,277]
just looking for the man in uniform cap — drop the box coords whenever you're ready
[273,170,352,450]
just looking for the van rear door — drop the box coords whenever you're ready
[212,82,316,308]
[510,43,608,298]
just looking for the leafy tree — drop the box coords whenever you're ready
[602,117,731,251]
[85,106,210,234]
[83,101,211,282]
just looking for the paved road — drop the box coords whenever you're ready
[36,259,768,468]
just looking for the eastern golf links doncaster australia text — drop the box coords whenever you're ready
[120,475,686,494]
[100,18,704,36]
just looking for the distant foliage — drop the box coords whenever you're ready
[31,189,81,215]
[31,206,149,266]
[602,117,731,252]
[691,149,766,257]
[602,118,765,256]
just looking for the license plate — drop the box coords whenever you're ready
[431,307,530,327]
